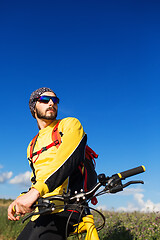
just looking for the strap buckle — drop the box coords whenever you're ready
[41,146,47,152]
[54,140,60,145]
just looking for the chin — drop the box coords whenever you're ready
[45,114,57,120]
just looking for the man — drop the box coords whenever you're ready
[8,87,87,240]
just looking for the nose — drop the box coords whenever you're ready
[48,99,54,106]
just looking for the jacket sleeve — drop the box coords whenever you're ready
[28,117,86,197]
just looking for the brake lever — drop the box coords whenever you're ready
[122,180,144,189]
[107,180,144,194]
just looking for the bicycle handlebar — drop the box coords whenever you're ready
[22,165,145,223]
[117,165,145,179]
[33,165,145,205]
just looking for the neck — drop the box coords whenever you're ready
[36,118,54,130]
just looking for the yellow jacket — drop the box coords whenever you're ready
[27,117,86,200]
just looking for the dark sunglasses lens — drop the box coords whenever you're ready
[53,97,59,104]
[39,96,50,103]
[39,96,59,104]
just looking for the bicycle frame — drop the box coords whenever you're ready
[22,165,145,240]
[69,214,99,240]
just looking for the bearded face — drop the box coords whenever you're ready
[34,92,58,121]
[35,105,57,120]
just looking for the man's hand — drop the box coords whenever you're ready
[8,188,40,221]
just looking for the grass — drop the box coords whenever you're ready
[93,210,160,240]
[1,199,160,239]
[0,200,27,240]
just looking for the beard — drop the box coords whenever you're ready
[35,106,57,120]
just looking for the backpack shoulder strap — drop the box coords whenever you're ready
[29,120,62,163]
[51,120,62,149]
[29,133,39,160]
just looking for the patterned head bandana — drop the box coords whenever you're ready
[29,87,56,118]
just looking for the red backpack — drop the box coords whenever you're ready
[29,121,98,205]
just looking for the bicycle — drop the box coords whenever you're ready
[22,165,145,239]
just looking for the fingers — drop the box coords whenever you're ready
[8,189,39,221]
[8,202,18,221]
[8,202,23,221]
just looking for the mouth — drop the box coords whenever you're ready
[46,107,56,113]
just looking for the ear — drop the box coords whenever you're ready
[34,107,37,119]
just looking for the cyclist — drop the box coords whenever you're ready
[8,87,88,240]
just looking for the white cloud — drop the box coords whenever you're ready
[118,187,144,196]
[0,171,13,183]
[9,171,31,187]
[96,187,160,213]
[0,164,3,169]
[134,193,160,212]
[116,189,160,213]
[117,202,139,212]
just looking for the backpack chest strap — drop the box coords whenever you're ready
[29,121,61,163]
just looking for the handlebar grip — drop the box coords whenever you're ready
[117,165,145,179]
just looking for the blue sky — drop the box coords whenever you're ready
[0,0,160,212]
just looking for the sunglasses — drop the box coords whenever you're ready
[34,95,60,104]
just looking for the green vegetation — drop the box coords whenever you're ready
[93,210,160,240]
[0,204,25,240]
[1,199,160,240]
